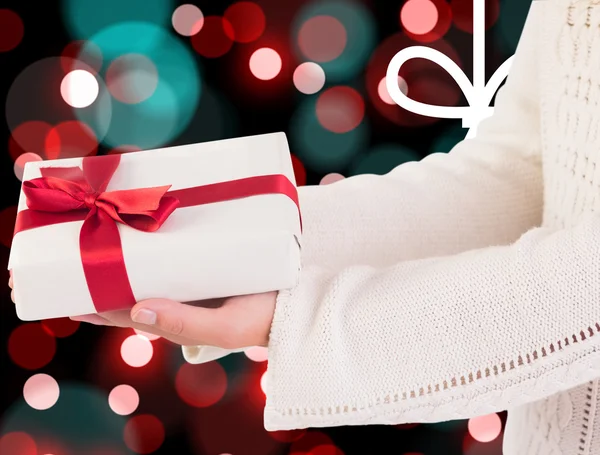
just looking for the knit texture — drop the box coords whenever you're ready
[183,1,600,453]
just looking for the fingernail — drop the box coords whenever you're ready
[132,309,157,325]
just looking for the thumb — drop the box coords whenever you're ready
[130,299,225,345]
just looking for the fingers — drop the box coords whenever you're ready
[70,314,114,325]
[130,298,238,348]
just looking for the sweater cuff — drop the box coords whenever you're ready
[182,345,245,364]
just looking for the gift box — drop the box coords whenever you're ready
[8,132,302,321]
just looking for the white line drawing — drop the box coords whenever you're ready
[386,0,514,139]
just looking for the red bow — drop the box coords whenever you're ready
[21,154,179,312]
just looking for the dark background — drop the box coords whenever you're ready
[0,0,532,454]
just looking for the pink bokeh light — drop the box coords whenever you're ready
[120,335,153,368]
[23,374,60,410]
[400,0,439,35]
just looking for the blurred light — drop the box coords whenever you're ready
[120,335,153,368]
[468,413,502,443]
[396,423,420,430]
[260,371,268,394]
[133,328,160,341]
[6,58,112,150]
[0,432,37,455]
[0,206,17,248]
[60,70,99,108]
[8,121,54,161]
[106,54,158,104]
[400,0,439,35]
[14,153,43,181]
[290,431,334,454]
[320,173,345,185]
[298,15,346,62]
[430,125,468,154]
[62,0,175,39]
[402,0,452,43]
[8,324,56,370]
[191,16,235,58]
[349,144,420,176]
[123,414,165,454]
[293,62,326,95]
[268,429,307,443]
[378,76,408,105]
[45,120,98,160]
[82,23,200,149]
[172,4,204,36]
[291,154,307,186]
[316,86,364,133]
[108,385,139,416]
[249,48,282,80]
[293,1,376,82]
[61,40,103,74]
[224,2,266,43]
[290,95,368,173]
[495,0,530,54]
[41,318,80,338]
[0,9,24,52]
[244,346,268,362]
[451,0,500,33]
[175,362,227,407]
[308,445,344,455]
[23,374,60,410]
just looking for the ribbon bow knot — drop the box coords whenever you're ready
[386,0,515,138]
[22,155,179,233]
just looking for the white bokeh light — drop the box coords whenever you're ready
[293,62,326,95]
[60,70,99,108]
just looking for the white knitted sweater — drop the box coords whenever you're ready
[184,1,600,453]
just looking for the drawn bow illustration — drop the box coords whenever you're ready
[386,0,514,139]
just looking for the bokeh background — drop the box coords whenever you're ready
[0,0,534,454]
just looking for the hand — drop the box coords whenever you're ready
[8,272,277,348]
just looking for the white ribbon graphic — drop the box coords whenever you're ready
[386,0,514,139]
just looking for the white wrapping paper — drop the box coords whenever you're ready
[8,132,302,321]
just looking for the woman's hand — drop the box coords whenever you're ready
[8,273,277,348]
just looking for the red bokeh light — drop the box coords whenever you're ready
[61,40,103,74]
[191,16,235,59]
[0,205,18,248]
[9,121,54,161]
[45,120,98,160]
[402,0,452,43]
[108,145,142,155]
[123,414,165,454]
[316,86,365,133]
[8,323,57,370]
[268,429,307,443]
[175,361,227,408]
[249,47,282,80]
[309,445,345,455]
[41,318,80,338]
[0,432,37,455]
[401,0,439,35]
[120,334,153,368]
[0,9,24,52]
[396,423,420,430]
[290,431,334,455]
[298,15,346,63]
[468,413,502,442]
[291,154,307,186]
[450,0,500,33]
[224,2,266,43]
[14,152,43,181]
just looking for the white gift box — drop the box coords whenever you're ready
[8,132,302,321]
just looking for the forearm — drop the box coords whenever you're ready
[264,214,600,430]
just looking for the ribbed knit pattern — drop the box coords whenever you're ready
[183,1,600,453]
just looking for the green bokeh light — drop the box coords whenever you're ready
[430,124,468,155]
[494,0,532,55]
[348,144,421,176]
[289,95,369,174]
[292,0,377,83]
[78,22,201,149]
[0,383,133,454]
[62,0,175,40]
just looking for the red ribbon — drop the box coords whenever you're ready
[14,154,301,313]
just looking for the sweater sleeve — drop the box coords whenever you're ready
[181,2,543,365]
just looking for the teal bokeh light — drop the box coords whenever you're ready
[430,124,468,155]
[62,0,175,40]
[0,383,134,454]
[494,0,531,55]
[289,95,369,174]
[79,22,201,149]
[292,0,377,82]
[349,144,421,176]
